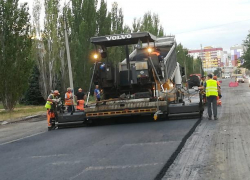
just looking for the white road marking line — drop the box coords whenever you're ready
[85,163,164,171]
[31,154,68,158]
[0,131,46,146]
[124,141,177,146]
[69,163,163,180]
[51,160,82,166]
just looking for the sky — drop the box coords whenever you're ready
[19,0,250,52]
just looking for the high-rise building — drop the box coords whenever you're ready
[223,51,229,67]
[188,46,223,72]
[230,45,244,67]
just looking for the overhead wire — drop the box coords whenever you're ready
[175,18,250,35]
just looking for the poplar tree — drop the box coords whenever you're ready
[242,32,250,69]
[0,0,32,110]
[108,2,125,64]
[132,12,164,37]
[43,0,61,95]
[96,0,111,36]
[66,0,98,91]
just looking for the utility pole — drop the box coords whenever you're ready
[200,44,203,76]
[64,16,75,103]
[192,57,194,73]
[184,52,190,96]
[86,62,97,106]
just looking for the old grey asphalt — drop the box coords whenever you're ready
[163,78,250,180]
[0,112,199,180]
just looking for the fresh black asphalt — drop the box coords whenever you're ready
[0,115,199,180]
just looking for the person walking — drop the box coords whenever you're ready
[65,87,74,112]
[94,85,101,101]
[204,74,220,120]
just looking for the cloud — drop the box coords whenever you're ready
[20,0,250,50]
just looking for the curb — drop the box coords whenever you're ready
[154,117,202,180]
[1,114,45,125]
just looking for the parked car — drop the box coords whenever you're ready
[225,75,230,78]
[236,76,244,83]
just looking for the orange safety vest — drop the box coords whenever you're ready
[65,92,73,106]
[217,81,220,87]
[151,51,160,56]
[77,100,85,111]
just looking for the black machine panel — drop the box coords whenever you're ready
[120,70,132,86]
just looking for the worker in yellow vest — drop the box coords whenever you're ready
[65,87,74,113]
[204,74,221,120]
[45,90,60,130]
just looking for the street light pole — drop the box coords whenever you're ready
[64,15,75,103]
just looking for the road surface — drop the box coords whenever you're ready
[163,78,250,180]
[0,114,199,180]
[3,78,247,180]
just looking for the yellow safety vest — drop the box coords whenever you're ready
[45,94,54,109]
[206,79,218,97]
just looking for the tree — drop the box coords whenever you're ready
[176,44,202,77]
[107,2,126,64]
[65,0,98,91]
[31,0,64,100]
[97,0,111,36]
[242,31,250,69]
[194,57,203,75]
[22,65,45,105]
[213,68,222,77]
[176,44,186,67]
[31,0,48,100]
[234,68,241,74]
[132,12,165,37]
[0,0,33,110]
[43,0,61,94]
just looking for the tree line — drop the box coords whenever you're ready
[242,31,250,69]
[0,0,202,111]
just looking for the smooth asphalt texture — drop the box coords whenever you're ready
[0,115,199,180]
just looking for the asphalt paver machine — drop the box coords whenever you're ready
[84,32,204,121]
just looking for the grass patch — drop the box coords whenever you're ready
[87,95,96,103]
[0,105,45,121]
[0,103,27,109]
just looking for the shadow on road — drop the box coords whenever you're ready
[57,114,201,130]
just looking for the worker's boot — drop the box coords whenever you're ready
[208,116,212,120]
[214,117,218,120]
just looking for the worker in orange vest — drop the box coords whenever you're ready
[150,49,164,62]
[213,76,222,106]
[65,87,74,112]
[75,88,86,111]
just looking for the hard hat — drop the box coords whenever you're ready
[213,76,217,80]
